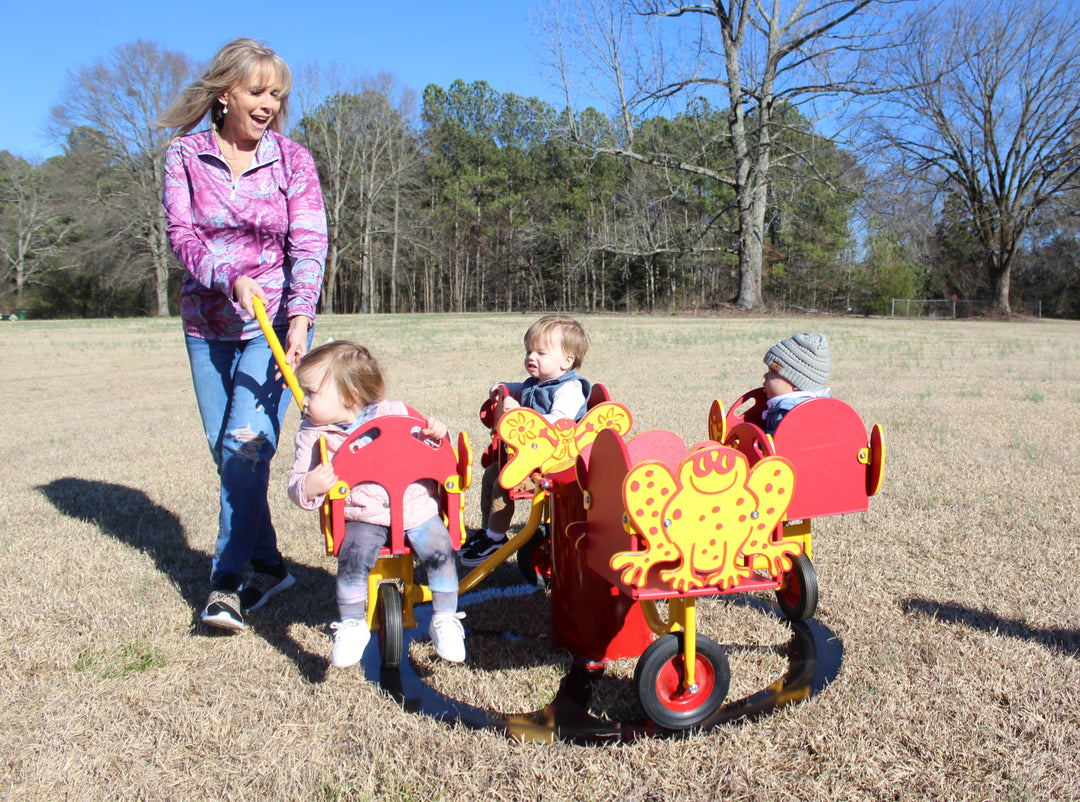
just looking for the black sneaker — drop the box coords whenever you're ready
[459,531,506,566]
[201,590,244,632]
[238,565,296,611]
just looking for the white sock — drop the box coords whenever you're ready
[486,529,506,541]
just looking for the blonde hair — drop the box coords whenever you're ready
[296,341,385,411]
[157,37,292,135]
[525,314,590,370]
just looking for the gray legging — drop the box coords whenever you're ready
[336,517,458,621]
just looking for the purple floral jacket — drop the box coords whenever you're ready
[163,129,327,340]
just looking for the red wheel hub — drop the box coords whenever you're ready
[778,575,802,607]
[653,654,716,711]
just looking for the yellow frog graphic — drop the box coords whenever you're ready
[497,402,633,488]
[611,444,800,593]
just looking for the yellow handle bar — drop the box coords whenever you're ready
[251,296,305,409]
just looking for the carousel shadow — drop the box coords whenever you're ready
[362,586,843,745]
[900,597,1080,658]
[37,477,338,683]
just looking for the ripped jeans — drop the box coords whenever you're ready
[185,331,308,592]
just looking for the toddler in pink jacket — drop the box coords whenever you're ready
[287,341,464,666]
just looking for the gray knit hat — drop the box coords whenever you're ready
[764,333,831,392]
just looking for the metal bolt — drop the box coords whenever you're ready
[751,510,759,519]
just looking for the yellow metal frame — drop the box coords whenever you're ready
[317,437,352,555]
[443,464,471,549]
[639,597,700,690]
[779,518,813,563]
[366,557,433,631]
[457,486,548,595]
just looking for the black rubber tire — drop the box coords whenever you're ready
[376,582,404,670]
[517,524,552,589]
[634,633,730,730]
[775,552,819,621]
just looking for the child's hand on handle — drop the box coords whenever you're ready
[303,463,340,499]
[492,385,519,418]
[233,276,267,318]
[489,383,518,414]
[422,417,448,442]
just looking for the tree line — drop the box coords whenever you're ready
[2,0,1078,320]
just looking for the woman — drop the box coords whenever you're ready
[159,38,327,632]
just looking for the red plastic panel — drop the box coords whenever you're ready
[724,388,769,430]
[724,421,775,467]
[579,429,689,596]
[868,423,886,497]
[549,475,653,663]
[328,413,463,557]
[770,398,870,519]
[588,383,612,406]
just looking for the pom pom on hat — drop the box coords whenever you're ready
[764,333,831,392]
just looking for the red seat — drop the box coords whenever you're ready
[723,387,769,431]
[724,421,774,467]
[719,389,883,519]
[326,412,470,556]
[767,397,877,519]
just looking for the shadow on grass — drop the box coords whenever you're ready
[37,477,338,683]
[383,588,843,744]
[900,597,1080,658]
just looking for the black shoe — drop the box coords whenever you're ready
[201,590,244,632]
[459,531,506,566]
[238,565,296,611]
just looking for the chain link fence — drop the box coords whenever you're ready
[890,299,1043,318]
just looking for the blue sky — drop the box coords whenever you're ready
[3,0,563,162]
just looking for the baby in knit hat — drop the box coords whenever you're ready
[761,333,832,434]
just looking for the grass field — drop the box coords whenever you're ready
[2,313,1078,801]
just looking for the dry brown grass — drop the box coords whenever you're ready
[2,313,1079,801]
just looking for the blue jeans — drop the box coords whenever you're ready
[185,331,309,592]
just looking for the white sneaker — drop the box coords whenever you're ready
[330,619,370,667]
[429,611,466,663]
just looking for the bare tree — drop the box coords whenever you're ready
[294,65,363,314]
[295,68,421,313]
[0,153,70,309]
[50,41,193,316]
[867,0,1080,314]
[542,0,908,309]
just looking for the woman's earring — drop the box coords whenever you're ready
[222,104,228,115]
